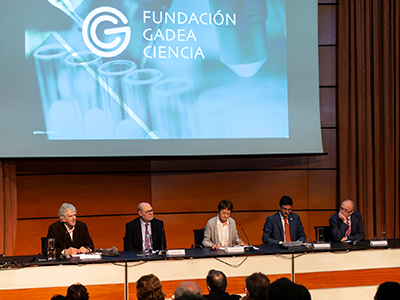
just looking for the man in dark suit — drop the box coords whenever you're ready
[47,203,94,256]
[203,269,240,300]
[124,202,167,251]
[329,199,365,242]
[262,196,306,245]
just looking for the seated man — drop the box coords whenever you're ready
[47,203,94,256]
[262,196,306,245]
[329,199,365,242]
[203,270,240,300]
[124,202,167,251]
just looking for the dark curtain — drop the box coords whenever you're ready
[338,0,400,239]
[0,160,17,255]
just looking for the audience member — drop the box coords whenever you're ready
[244,272,270,300]
[374,281,400,300]
[204,270,240,300]
[267,278,311,300]
[174,281,203,300]
[136,274,166,300]
[66,283,89,300]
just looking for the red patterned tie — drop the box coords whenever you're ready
[346,217,351,236]
[284,217,291,242]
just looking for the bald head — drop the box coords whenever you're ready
[341,199,355,211]
[174,282,202,300]
[138,202,154,223]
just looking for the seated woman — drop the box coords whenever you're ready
[136,274,165,300]
[202,199,245,250]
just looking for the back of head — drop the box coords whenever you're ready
[297,284,311,300]
[206,270,228,293]
[375,282,400,300]
[174,281,202,300]
[279,196,293,207]
[66,283,88,300]
[175,292,203,300]
[136,274,165,300]
[245,272,270,300]
[268,278,307,300]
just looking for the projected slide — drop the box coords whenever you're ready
[25,0,288,140]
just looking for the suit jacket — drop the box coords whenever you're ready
[202,216,243,248]
[47,220,94,255]
[124,217,167,251]
[329,211,365,242]
[262,212,306,245]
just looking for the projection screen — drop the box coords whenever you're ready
[0,0,323,157]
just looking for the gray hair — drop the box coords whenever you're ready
[59,203,77,220]
[342,199,355,211]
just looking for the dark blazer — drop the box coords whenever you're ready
[203,292,241,300]
[47,220,94,255]
[124,217,167,251]
[329,211,365,241]
[262,212,306,245]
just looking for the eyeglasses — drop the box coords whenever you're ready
[340,207,352,214]
[142,209,153,214]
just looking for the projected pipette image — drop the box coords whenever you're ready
[25,0,288,140]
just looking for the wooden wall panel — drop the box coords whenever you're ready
[308,170,337,209]
[308,128,337,169]
[151,156,310,172]
[16,158,151,174]
[319,46,337,86]
[307,211,334,240]
[318,4,337,45]
[320,88,336,127]
[152,171,309,213]
[17,174,151,218]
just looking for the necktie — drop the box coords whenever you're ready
[345,217,351,236]
[145,223,151,250]
[284,217,291,242]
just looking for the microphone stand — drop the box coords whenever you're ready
[158,226,166,256]
[239,224,255,252]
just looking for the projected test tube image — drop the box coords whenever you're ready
[27,0,288,140]
[33,44,80,139]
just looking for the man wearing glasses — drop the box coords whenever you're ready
[124,202,167,251]
[329,199,365,242]
[262,196,306,245]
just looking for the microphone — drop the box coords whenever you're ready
[158,226,166,256]
[64,230,68,250]
[239,224,255,252]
